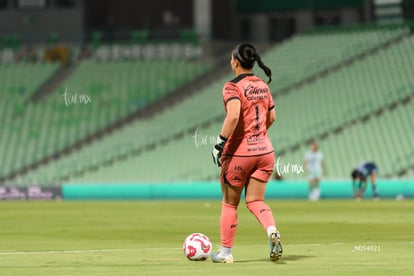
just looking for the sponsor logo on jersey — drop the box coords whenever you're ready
[244,85,269,100]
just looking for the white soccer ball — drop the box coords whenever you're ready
[183,233,212,261]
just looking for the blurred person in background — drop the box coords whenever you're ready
[351,162,379,200]
[305,140,324,201]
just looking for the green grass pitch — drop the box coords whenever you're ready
[0,199,413,275]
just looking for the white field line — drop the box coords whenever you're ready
[0,248,181,255]
[1,241,412,255]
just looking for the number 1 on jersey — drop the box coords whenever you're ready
[255,105,259,129]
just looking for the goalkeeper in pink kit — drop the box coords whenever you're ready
[211,43,282,263]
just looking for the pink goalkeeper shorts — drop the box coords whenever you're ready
[220,152,274,187]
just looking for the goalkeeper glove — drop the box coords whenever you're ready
[211,135,227,167]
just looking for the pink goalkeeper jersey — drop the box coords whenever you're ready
[222,73,275,157]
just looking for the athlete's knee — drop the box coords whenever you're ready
[246,200,265,210]
[223,199,240,207]
[245,193,265,203]
[222,188,242,206]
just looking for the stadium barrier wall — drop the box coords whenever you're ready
[62,180,414,200]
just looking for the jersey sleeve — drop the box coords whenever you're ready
[222,82,241,105]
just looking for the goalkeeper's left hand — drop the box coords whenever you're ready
[211,135,227,167]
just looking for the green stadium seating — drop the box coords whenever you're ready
[0,63,60,176]
[5,24,414,185]
[266,24,410,92]
[0,60,212,181]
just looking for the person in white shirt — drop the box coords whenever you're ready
[305,141,324,201]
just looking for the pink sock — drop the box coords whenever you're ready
[220,201,238,248]
[246,200,275,231]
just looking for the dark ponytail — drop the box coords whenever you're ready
[254,52,272,84]
[233,43,272,84]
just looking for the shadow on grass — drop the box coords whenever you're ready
[236,254,314,264]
